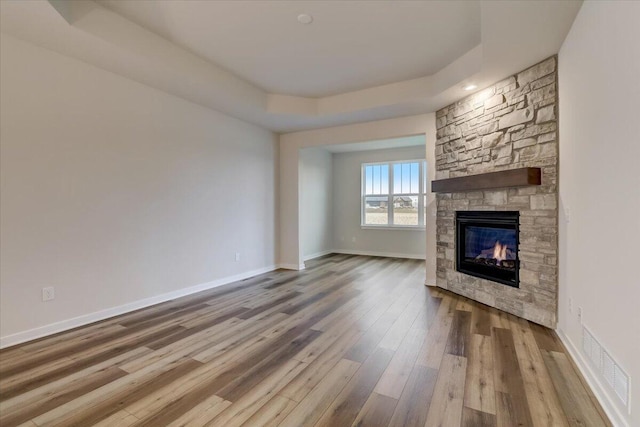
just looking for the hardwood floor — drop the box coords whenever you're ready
[0,255,610,427]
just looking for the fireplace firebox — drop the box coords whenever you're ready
[456,211,519,287]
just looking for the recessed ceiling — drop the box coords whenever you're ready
[0,0,583,132]
[96,0,481,97]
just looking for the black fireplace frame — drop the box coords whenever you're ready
[455,211,520,287]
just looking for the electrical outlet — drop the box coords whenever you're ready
[235,252,240,262]
[42,286,55,302]
[578,306,583,322]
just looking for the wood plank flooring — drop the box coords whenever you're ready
[0,254,611,427]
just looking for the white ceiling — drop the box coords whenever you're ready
[96,0,481,97]
[0,0,583,132]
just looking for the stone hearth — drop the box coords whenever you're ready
[435,57,559,328]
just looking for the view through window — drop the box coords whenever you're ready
[362,160,427,228]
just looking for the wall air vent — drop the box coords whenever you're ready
[582,325,630,412]
[613,363,630,407]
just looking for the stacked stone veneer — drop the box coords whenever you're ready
[435,57,559,328]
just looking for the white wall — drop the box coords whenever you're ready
[332,146,426,258]
[279,113,437,282]
[558,2,640,426]
[0,35,278,345]
[300,148,333,260]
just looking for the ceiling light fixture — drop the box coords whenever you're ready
[463,84,477,91]
[297,14,313,24]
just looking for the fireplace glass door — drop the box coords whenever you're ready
[456,211,519,287]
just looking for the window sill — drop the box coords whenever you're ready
[360,225,426,231]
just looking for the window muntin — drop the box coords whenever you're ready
[364,164,389,195]
[362,160,427,228]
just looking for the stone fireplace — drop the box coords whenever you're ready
[434,57,559,328]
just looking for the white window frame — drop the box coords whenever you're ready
[361,159,427,230]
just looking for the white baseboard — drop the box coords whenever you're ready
[303,250,333,261]
[277,263,306,271]
[556,328,629,427]
[333,249,426,260]
[0,264,277,349]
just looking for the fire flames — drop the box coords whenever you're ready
[493,241,508,263]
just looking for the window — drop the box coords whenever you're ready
[362,160,427,228]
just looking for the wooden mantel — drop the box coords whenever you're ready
[431,167,541,193]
